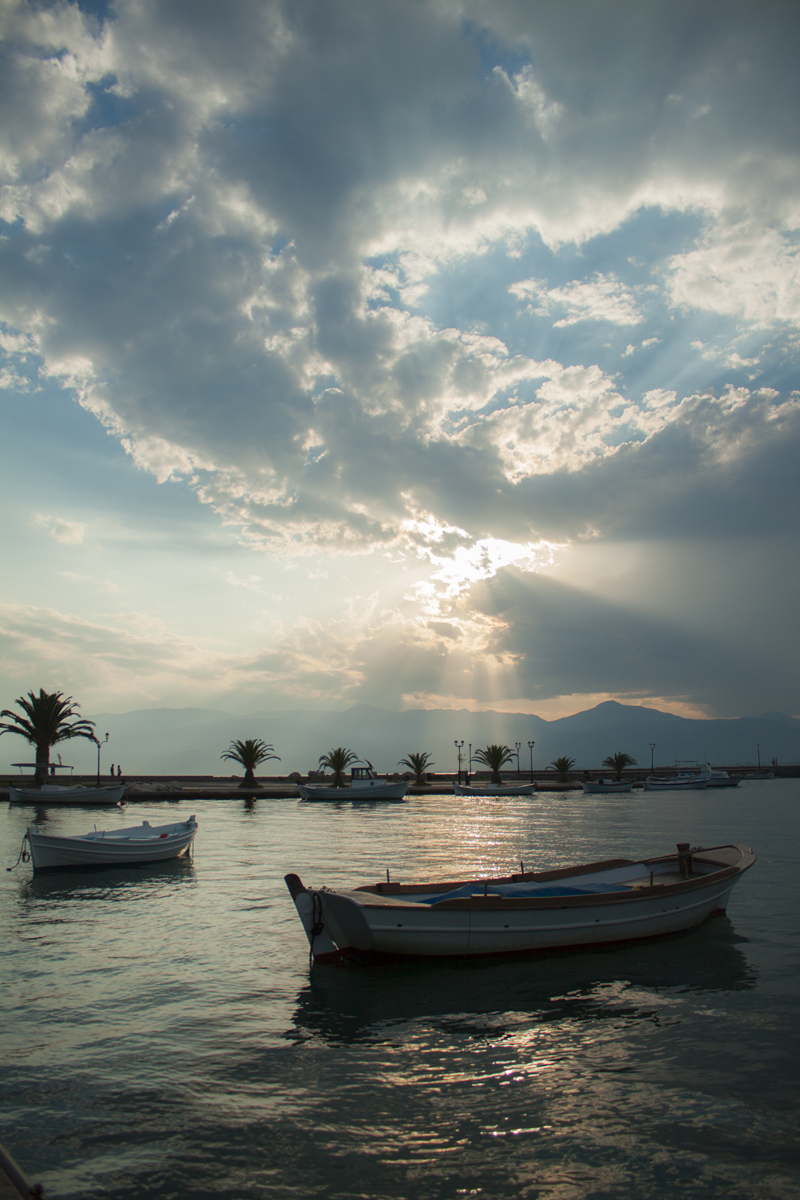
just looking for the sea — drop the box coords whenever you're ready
[1,781,798,1200]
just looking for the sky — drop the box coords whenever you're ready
[1,0,799,727]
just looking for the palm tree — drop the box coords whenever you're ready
[398,751,434,785]
[0,689,97,784]
[473,744,515,784]
[602,751,637,780]
[549,755,575,782]
[221,738,280,786]
[318,747,358,787]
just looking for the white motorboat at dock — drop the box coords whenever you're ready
[298,763,409,802]
[24,815,198,872]
[286,842,755,963]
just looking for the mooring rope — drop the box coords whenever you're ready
[6,833,30,871]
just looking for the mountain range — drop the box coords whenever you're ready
[3,700,797,776]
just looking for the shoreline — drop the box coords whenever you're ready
[2,765,793,804]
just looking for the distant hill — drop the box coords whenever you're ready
[2,700,797,776]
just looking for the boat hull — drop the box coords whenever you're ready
[452,783,538,796]
[643,778,707,791]
[10,783,126,806]
[26,816,197,872]
[286,844,754,962]
[297,780,409,801]
[581,781,635,793]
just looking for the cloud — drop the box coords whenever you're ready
[510,274,643,326]
[1,1,799,718]
[32,512,87,544]
[667,220,800,328]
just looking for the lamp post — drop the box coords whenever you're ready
[454,740,464,785]
[514,741,521,776]
[528,740,535,782]
[95,732,109,782]
[468,743,472,784]
[649,743,656,772]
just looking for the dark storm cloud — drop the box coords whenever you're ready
[469,564,797,717]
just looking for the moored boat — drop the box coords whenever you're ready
[643,773,706,791]
[700,764,741,788]
[298,763,408,802]
[285,842,755,963]
[9,782,127,805]
[24,815,198,872]
[581,779,636,794]
[453,782,538,796]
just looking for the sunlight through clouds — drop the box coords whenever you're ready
[1,1,799,719]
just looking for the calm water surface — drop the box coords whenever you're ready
[2,783,798,1199]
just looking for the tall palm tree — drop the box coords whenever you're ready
[549,755,575,782]
[473,744,515,784]
[398,751,434,785]
[221,738,280,786]
[602,751,637,780]
[0,689,97,784]
[318,747,358,787]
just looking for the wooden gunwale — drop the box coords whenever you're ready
[424,866,740,910]
[356,856,635,895]
[349,850,752,912]
[355,847,750,898]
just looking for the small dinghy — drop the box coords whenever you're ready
[24,815,198,873]
[452,782,538,796]
[285,842,755,963]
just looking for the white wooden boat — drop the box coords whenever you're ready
[298,764,408,802]
[25,815,198,872]
[285,842,755,963]
[453,782,538,796]
[581,779,636,794]
[9,782,127,805]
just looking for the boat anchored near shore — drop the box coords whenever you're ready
[9,781,127,805]
[298,762,409,802]
[285,842,755,963]
[22,815,198,873]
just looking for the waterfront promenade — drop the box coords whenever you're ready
[2,765,795,803]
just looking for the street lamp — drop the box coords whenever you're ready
[527,740,535,782]
[649,743,656,771]
[468,743,472,783]
[514,741,521,775]
[94,731,109,782]
[454,740,464,784]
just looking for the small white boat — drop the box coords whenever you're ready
[285,842,755,963]
[9,782,127,806]
[25,815,198,872]
[453,782,538,796]
[581,779,636,794]
[298,763,408,802]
